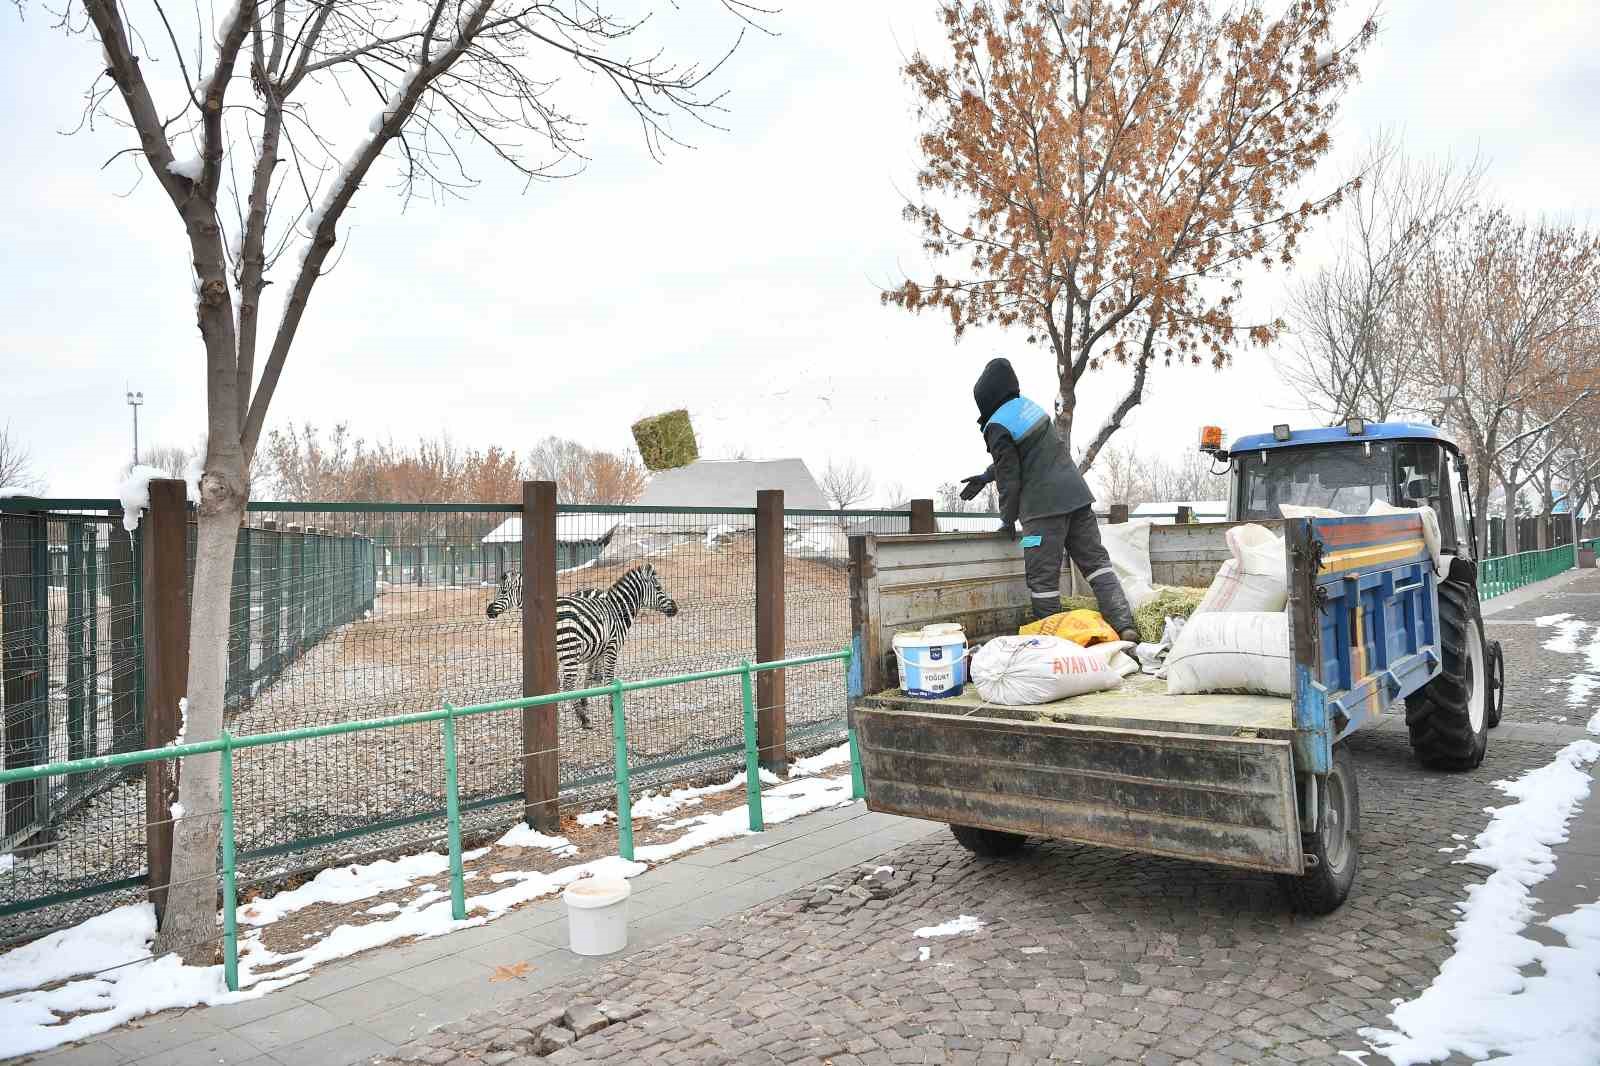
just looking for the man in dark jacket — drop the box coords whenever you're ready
[961,357,1138,641]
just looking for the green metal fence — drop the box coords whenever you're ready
[1478,543,1579,599]
[0,649,854,987]
[2,496,995,940]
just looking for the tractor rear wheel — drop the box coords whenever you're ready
[1405,578,1489,770]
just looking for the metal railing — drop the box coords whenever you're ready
[0,648,855,988]
[1478,543,1579,599]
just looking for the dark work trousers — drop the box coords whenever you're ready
[1021,507,1137,634]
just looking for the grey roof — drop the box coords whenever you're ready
[482,515,617,544]
[637,459,829,510]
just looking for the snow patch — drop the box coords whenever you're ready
[917,946,931,961]
[173,697,188,748]
[914,915,984,938]
[787,741,852,777]
[169,803,185,822]
[630,768,781,821]
[577,810,615,828]
[183,455,204,503]
[117,466,168,532]
[238,850,453,926]
[495,824,578,857]
[1542,619,1588,654]
[165,155,204,181]
[0,853,11,873]
[0,903,300,1058]
[703,524,738,549]
[1358,739,1600,1065]
[630,774,854,863]
[1536,613,1573,627]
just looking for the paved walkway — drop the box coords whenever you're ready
[32,567,1600,1066]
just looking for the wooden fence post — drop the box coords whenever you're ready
[286,524,304,664]
[755,489,787,772]
[66,518,87,762]
[909,499,936,534]
[142,479,188,918]
[1176,505,1194,525]
[1109,503,1130,524]
[260,521,281,679]
[109,521,139,754]
[1,510,45,838]
[522,481,560,831]
[228,525,250,703]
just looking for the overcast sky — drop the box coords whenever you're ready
[2,1,1596,502]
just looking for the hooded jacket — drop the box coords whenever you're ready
[973,358,1094,524]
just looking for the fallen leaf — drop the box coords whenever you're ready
[243,907,260,918]
[490,961,532,982]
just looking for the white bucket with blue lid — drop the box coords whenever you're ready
[893,624,968,699]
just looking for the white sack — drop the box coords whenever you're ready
[971,635,1125,706]
[1165,611,1292,696]
[1194,523,1289,614]
[1277,504,1343,519]
[1094,520,1157,609]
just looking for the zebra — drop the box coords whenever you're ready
[484,565,679,728]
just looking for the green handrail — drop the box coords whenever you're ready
[0,648,853,990]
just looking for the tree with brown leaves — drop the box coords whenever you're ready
[885,0,1373,470]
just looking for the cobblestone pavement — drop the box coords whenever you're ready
[385,571,1600,1066]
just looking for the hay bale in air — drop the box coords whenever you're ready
[631,410,699,471]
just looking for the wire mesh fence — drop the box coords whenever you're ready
[1,494,993,942]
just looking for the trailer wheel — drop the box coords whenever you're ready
[949,824,1026,858]
[1487,640,1505,729]
[1280,745,1360,916]
[1405,578,1489,769]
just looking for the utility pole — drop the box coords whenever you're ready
[125,388,144,465]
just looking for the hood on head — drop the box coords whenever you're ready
[973,357,1020,425]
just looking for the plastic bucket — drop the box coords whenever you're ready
[563,877,631,955]
[892,625,968,699]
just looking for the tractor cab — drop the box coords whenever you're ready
[1200,419,1477,560]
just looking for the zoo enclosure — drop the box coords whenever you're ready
[0,486,958,939]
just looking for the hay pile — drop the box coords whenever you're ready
[631,410,699,471]
[1055,585,1207,643]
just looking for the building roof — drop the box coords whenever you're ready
[1132,500,1227,520]
[636,458,829,510]
[481,514,617,544]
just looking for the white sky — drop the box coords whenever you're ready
[2,1,1596,501]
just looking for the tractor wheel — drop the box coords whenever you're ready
[1405,578,1489,770]
[949,824,1027,858]
[1279,744,1360,915]
[1487,640,1505,728]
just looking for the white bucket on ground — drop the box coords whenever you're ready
[893,624,968,699]
[564,876,631,955]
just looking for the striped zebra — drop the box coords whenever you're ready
[485,565,679,728]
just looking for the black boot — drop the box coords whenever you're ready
[1088,571,1138,643]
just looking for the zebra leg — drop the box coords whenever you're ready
[562,662,590,730]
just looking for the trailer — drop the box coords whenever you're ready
[847,511,1471,913]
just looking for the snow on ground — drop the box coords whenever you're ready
[0,904,302,1058]
[1357,739,1600,1066]
[577,811,614,827]
[789,741,852,777]
[914,915,985,938]
[1536,613,1573,627]
[1541,618,1588,655]
[0,762,860,1057]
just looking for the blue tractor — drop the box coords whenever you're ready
[1204,418,1506,770]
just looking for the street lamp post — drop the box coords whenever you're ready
[125,389,144,465]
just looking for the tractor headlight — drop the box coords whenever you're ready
[1272,424,1291,442]
[1345,417,1365,436]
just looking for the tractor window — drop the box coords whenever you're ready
[1239,443,1394,519]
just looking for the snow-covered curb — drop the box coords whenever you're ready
[0,749,857,1058]
[1357,739,1600,1065]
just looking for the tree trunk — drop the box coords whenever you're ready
[1499,475,1519,556]
[154,482,244,963]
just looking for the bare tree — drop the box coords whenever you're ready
[1420,208,1600,552]
[1146,450,1226,503]
[527,436,647,504]
[44,0,762,959]
[819,458,874,512]
[0,423,45,493]
[934,479,998,513]
[1279,136,1483,423]
[124,442,203,479]
[1090,445,1150,507]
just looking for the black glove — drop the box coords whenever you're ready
[999,521,1016,540]
[958,473,991,501]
